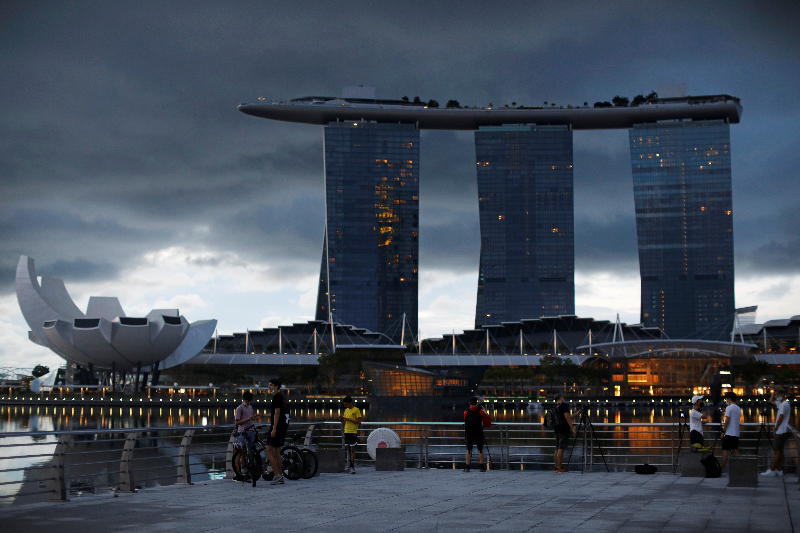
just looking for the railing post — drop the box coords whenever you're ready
[503,426,509,471]
[418,426,423,469]
[225,430,237,479]
[49,433,72,501]
[176,429,195,485]
[304,423,316,448]
[424,425,429,469]
[119,432,138,493]
[583,423,588,472]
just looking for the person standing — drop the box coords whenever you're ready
[553,394,580,473]
[689,395,710,448]
[720,391,741,471]
[339,395,362,474]
[762,386,791,477]
[265,378,288,485]
[463,396,491,472]
[233,391,261,481]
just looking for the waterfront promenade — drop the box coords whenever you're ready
[5,469,798,533]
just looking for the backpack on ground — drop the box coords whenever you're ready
[464,408,484,433]
[543,405,560,429]
[701,454,721,478]
[635,463,657,475]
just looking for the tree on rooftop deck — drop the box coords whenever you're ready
[32,365,50,378]
[427,99,439,108]
[612,95,630,107]
[401,96,409,102]
[445,99,460,108]
[412,96,421,104]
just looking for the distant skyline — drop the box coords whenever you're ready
[2,1,799,370]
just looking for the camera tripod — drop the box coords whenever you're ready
[754,410,773,454]
[674,412,691,471]
[565,409,609,473]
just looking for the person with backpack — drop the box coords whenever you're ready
[463,396,491,472]
[549,394,581,473]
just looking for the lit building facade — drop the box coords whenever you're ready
[474,125,575,327]
[629,120,735,339]
[315,122,419,340]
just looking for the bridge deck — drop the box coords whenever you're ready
[5,469,798,532]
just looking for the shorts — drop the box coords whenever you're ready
[465,432,485,452]
[690,430,704,446]
[265,427,287,448]
[775,432,790,451]
[555,431,570,450]
[344,433,358,447]
[721,435,739,451]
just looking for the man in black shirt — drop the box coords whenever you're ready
[553,393,580,473]
[265,378,288,485]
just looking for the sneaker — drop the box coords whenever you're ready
[463,466,471,472]
[480,464,486,472]
[761,469,777,476]
[555,468,568,473]
[776,470,784,477]
[270,475,284,485]
[350,466,356,474]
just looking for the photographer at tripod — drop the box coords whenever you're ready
[552,394,582,473]
[689,395,711,449]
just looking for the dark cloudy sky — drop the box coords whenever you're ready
[2,0,799,369]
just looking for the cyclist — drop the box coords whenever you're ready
[234,391,261,481]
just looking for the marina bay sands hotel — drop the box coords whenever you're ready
[239,88,742,342]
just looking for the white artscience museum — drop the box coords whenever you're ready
[16,255,216,385]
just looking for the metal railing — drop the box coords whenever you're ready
[0,421,796,504]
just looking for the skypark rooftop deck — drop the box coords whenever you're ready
[238,94,742,130]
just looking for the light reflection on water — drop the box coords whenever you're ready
[0,403,787,432]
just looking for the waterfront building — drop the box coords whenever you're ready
[474,125,574,326]
[629,119,735,339]
[314,122,419,340]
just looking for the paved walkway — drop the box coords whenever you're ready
[5,470,799,533]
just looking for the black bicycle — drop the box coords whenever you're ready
[231,428,263,487]
[288,433,319,479]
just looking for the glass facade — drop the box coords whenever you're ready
[629,120,734,339]
[315,122,419,340]
[474,125,575,327]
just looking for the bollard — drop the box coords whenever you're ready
[176,429,195,485]
[225,431,237,479]
[119,432,138,492]
[49,434,72,501]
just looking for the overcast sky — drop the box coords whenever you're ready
[2,0,799,370]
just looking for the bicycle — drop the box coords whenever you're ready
[231,428,263,487]
[288,433,319,479]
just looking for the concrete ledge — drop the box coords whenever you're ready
[375,446,406,471]
[679,452,706,477]
[728,455,758,487]
[316,448,345,473]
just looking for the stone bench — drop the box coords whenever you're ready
[728,455,758,487]
[375,446,406,471]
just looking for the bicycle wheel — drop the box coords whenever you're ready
[280,445,306,481]
[300,448,318,479]
[249,447,261,487]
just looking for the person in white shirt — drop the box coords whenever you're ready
[720,391,741,471]
[689,395,710,447]
[762,386,792,476]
